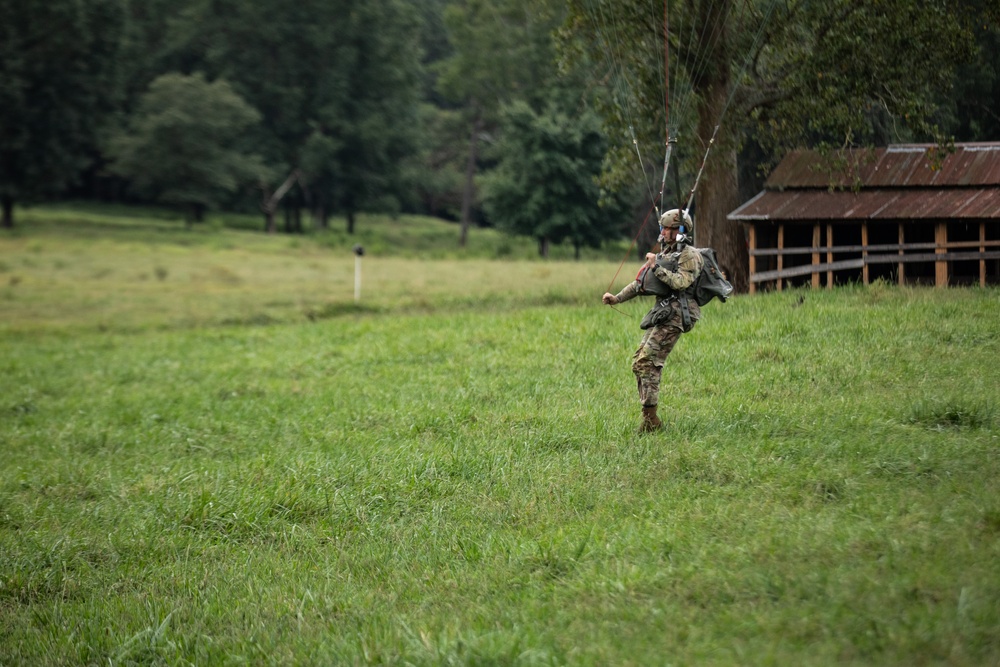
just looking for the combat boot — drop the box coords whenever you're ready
[639,405,662,433]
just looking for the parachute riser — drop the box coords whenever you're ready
[682,123,721,246]
[655,136,676,220]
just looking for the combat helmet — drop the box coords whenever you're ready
[659,208,692,229]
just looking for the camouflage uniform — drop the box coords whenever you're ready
[613,243,703,408]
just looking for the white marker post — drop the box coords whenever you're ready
[353,244,364,302]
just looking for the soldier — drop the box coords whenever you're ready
[602,209,704,433]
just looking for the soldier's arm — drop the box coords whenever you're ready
[652,249,703,290]
[608,280,641,304]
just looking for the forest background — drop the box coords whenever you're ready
[2,0,1000,288]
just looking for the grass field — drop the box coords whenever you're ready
[2,209,999,665]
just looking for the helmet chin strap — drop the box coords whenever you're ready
[659,224,689,250]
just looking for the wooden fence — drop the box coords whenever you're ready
[747,221,1000,292]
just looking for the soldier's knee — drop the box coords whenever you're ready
[632,357,659,377]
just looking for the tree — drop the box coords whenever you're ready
[938,2,1000,142]
[171,0,421,234]
[564,0,978,292]
[107,73,264,224]
[398,104,467,221]
[481,100,627,258]
[437,0,565,246]
[0,0,126,227]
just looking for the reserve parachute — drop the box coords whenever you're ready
[636,247,733,306]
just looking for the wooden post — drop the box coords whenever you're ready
[353,244,365,301]
[898,224,905,286]
[935,222,948,287]
[748,224,757,295]
[826,224,834,289]
[981,221,987,288]
[861,222,869,285]
[861,220,868,285]
[812,224,821,288]
[777,223,784,292]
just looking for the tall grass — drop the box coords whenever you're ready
[2,213,999,665]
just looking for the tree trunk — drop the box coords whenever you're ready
[693,0,748,293]
[260,169,300,235]
[1,196,13,228]
[313,205,328,229]
[538,236,549,258]
[347,209,356,234]
[459,112,482,248]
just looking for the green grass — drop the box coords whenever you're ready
[2,212,999,665]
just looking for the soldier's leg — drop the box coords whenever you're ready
[631,324,682,407]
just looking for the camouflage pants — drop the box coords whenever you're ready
[631,309,688,408]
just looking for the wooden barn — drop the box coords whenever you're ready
[728,143,1000,293]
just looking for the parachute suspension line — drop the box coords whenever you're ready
[606,201,658,294]
[672,0,734,130]
[654,0,672,220]
[585,0,652,189]
[605,0,678,287]
[682,122,719,218]
[681,0,779,222]
[630,125,658,208]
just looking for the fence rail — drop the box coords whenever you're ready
[750,239,1000,257]
[751,251,1000,283]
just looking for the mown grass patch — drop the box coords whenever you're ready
[1,214,999,664]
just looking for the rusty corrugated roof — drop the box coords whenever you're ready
[730,143,1000,222]
[730,188,1000,221]
[765,143,1000,189]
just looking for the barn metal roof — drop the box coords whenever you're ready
[730,143,1000,222]
[730,188,1000,221]
[766,144,1000,189]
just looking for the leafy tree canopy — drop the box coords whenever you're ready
[481,98,628,258]
[172,0,423,231]
[107,73,264,222]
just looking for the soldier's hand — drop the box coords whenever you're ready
[645,252,657,266]
[602,292,618,305]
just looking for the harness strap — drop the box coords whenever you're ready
[678,293,692,331]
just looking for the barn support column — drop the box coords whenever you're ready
[826,224,833,289]
[812,224,820,288]
[862,221,869,285]
[981,221,987,288]
[777,223,784,292]
[898,224,905,286]
[935,221,948,287]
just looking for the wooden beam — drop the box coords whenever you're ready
[826,224,833,289]
[935,222,948,287]
[750,251,1000,283]
[981,222,987,288]
[777,224,784,292]
[750,239,1000,256]
[898,224,905,286]
[812,224,821,288]
[748,224,757,295]
[862,222,869,284]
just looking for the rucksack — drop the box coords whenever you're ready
[692,247,733,306]
[637,246,733,306]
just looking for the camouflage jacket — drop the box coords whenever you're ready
[614,243,704,326]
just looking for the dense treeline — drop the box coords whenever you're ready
[1,0,998,275]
